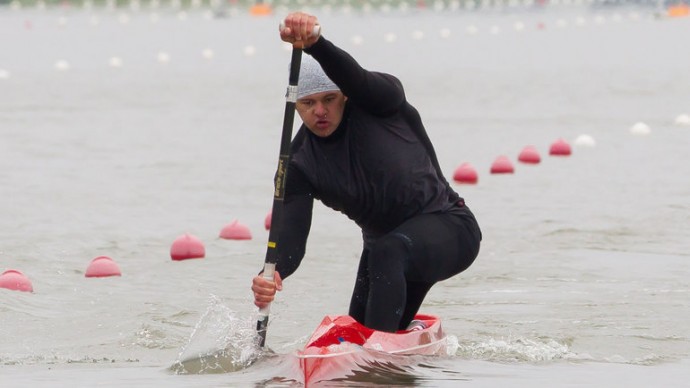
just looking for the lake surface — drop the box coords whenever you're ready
[1,2,689,386]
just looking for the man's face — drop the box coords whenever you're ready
[296,91,347,138]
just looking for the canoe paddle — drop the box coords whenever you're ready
[256,23,320,348]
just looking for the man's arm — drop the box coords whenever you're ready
[273,164,314,279]
[306,37,405,116]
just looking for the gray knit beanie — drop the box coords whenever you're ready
[297,55,340,99]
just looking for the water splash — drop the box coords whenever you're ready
[445,334,460,356]
[169,295,262,374]
[456,336,573,363]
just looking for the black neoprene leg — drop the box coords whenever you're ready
[398,281,434,330]
[348,249,370,325]
[357,209,480,332]
[364,235,409,332]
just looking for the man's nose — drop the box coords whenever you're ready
[314,102,327,116]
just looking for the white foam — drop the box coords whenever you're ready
[458,336,572,362]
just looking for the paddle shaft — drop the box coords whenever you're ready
[256,47,303,348]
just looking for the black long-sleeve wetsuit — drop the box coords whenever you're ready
[271,36,482,332]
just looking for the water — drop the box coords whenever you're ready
[1,3,690,387]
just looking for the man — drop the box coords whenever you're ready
[252,12,481,333]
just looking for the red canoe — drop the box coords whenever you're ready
[296,314,447,385]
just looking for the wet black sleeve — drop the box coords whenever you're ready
[273,164,314,279]
[305,37,405,116]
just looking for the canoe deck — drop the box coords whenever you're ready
[296,314,447,385]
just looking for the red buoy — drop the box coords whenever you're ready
[264,211,272,231]
[85,256,122,278]
[549,138,572,156]
[490,156,515,174]
[219,220,252,240]
[0,269,33,292]
[453,162,478,184]
[170,234,205,261]
[518,145,541,164]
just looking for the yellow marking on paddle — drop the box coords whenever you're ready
[267,241,276,248]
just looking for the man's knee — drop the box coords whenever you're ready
[368,233,412,273]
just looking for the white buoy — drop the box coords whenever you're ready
[466,25,479,35]
[109,57,123,68]
[439,28,451,39]
[674,114,690,126]
[0,69,10,79]
[54,60,70,71]
[243,45,256,57]
[351,35,364,46]
[514,21,525,31]
[384,33,397,43]
[202,48,214,60]
[574,134,596,147]
[490,25,501,35]
[629,122,651,136]
[412,30,424,40]
[118,13,130,24]
[157,51,170,64]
